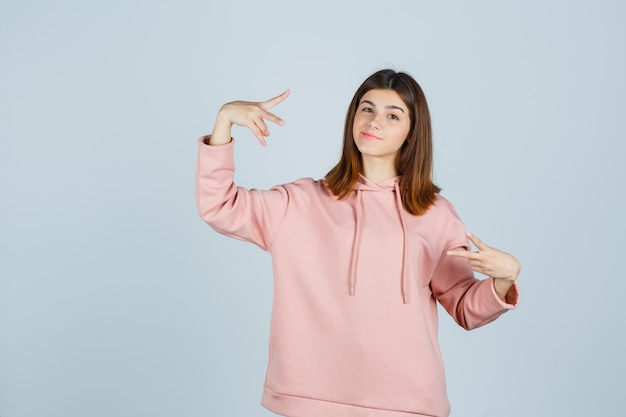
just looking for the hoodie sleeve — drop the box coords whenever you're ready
[430,206,520,330]
[195,137,288,251]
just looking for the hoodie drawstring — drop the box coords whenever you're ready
[394,182,410,304]
[349,189,363,296]
[348,181,410,304]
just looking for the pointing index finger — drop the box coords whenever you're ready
[446,249,479,259]
[467,232,489,251]
[262,90,291,110]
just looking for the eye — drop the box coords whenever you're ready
[362,107,373,113]
[388,114,399,120]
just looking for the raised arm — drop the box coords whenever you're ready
[196,90,291,250]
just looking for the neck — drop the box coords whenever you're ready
[361,156,398,184]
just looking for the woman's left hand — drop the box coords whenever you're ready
[448,233,522,302]
[447,233,521,303]
[447,233,521,281]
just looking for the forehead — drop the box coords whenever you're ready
[360,88,406,108]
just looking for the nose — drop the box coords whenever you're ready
[368,114,382,130]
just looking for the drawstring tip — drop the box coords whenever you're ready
[349,286,355,296]
[403,294,409,304]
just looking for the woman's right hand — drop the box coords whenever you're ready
[210,90,290,147]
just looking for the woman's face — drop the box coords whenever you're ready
[352,88,411,164]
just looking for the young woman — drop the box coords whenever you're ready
[196,69,521,417]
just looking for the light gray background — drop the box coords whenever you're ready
[1,1,624,416]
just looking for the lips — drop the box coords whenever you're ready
[362,132,381,140]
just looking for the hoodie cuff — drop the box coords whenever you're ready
[199,135,234,146]
[196,136,236,181]
[489,277,520,309]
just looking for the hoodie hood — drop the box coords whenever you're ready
[350,174,411,304]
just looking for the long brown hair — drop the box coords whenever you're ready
[325,69,441,216]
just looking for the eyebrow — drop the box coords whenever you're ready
[360,99,405,113]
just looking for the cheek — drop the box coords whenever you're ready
[399,123,411,141]
[353,113,366,126]
[352,115,364,135]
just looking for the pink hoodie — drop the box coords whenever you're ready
[196,138,519,417]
